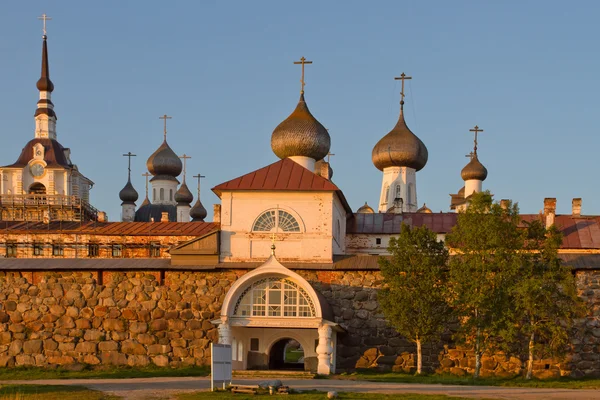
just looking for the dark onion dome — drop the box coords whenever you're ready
[36,36,54,93]
[134,203,176,222]
[461,153,488,181]
[190,198,208,222]
[119,179,139,204]
[314,159,333,180]
[357,202,375,214]
[271,93,331,161]
[458,186,465,197]
[146,140,182,179]
[372,107,428,171]
[174,181,193,205]
[417,203,432,213]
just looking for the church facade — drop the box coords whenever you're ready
[1,26,600,378]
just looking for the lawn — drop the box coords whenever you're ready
[0,385,119,400]
[0,365,209,381]
[178,391,483,400]
[332,370,600,389]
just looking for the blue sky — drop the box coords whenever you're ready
[1,1,599,220]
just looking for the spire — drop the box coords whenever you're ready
[34,14,57,139]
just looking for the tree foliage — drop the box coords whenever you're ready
[379,224,451,374]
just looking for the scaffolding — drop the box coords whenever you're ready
[0,194,99,222]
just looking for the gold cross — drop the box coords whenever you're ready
[122,152,137,179]
[179,154,191,181]
[142,172,152,198]
[159,114,172,140]
[465,151,474,161]
[469,125,484,153]
[192,174,205,198]
[293,57,313,94]
[327,152,335,163]
[394,72,412,105]
[38,14,52,36]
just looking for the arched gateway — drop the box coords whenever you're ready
[213,251,342,374]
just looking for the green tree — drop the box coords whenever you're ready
[446,191,523,379]
[379,224,451,375]
[513,219,585,379]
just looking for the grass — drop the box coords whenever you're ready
[0,365,209,381]
[0,384,120,400]
[177,391,482,400]
[332,370,600,389]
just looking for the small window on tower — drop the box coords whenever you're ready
[160,188,164,201]
[52,242,64,257]
[376,238,382,245]
[88,243,99,257]
[33,242,43,256]
[149,242,160,257]
[169,189,173,201]
[112,244,123,258]
[5,242,17,258]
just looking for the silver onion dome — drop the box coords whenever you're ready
[271,93,330,161]
[174,181,193,205]
[190,198,208,222]
[372,106,428,171]
[119,179,138,204]
[147,140,182,178]
[461,154,488,181]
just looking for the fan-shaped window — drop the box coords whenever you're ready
[253,210,300,232]
[234,277,316,317]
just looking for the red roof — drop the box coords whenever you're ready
[212,158,340,196]
[0,221,219,236]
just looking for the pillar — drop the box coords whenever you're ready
[218,321,232,345]
[316,324,333,375]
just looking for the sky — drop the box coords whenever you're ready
[0,1,599,221]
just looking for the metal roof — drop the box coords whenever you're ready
[347,212,458,234]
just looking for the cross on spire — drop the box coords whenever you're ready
[122,152,137,180]
[293,56,313,94]
[38,14,52,37]
[159,114,172,141]
[179,154,191,181]
[465,151,475,161]
[394,72,412,108]
[327,151,335,163]
[192,173,205,198]
[142,172,152,199]
[469,125,484,153]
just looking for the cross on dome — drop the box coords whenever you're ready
[293,56,313,94]
[38,13,52,37]
[394,72,412,108]
[159,114,172,140]
[469,125,484,153]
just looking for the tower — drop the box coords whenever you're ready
[372,73,428,213]
[146,115,182,206]
[119,152,138,222]
[461,125,488,197]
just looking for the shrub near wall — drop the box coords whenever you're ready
[0,271,238,369]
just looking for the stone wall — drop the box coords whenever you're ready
[0,268,598,378]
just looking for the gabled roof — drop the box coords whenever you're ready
[212,158,340,196]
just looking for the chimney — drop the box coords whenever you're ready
[213,204,221,224]
[97,211,107,222]
[572,198,582,216]
[161,212,169,222]
[544,198,556,228]
[500,199,509,210]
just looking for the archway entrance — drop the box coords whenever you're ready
[269,338,304,370]
[28,183,46,195]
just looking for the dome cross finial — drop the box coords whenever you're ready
[159,114,172,141]
[469,125,484,154]
[38,13,52,37]
[293,56,313,94]
[179,154,191,182]
[122,152,137,181]
[394,72,412,109]
[142,172,151,200]
[192,173,205,199]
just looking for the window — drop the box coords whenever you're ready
[88,243,99,257]
[153,188,156,201]
[160,188,164,201]
[250,338,259,351]
[408,183,414,205]
[52,243,63,257]
[232,338,238,361]
[375,238,381,245]
[112,244,122,258]
[5,242,17,258]
[33,242,43,256]
[169,189,173,201]
[238,340,244,361]
[149,242,160,257]
[252,210,300,232]
[234,277,316,318]
[382,184,389,205]
[395,184,401,198]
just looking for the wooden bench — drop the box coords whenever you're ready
[230,384,259,394]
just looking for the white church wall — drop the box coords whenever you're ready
[219,191,338,263]
[332,195,346,255]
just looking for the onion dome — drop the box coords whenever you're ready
[458,186,465,197]
[357,202,375,214]
[372,105,428,171]
[417,203,432,213]
[461,153,488,181]
[119,179,139,204]
[190,199,208,222]
[314,159,333,180]
[174,181,193,205]
[36,36,54,93]
[271,93,331,161]
[146,140,182,180]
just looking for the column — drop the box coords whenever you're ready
[218,321,232,345]
[316,324,333,375]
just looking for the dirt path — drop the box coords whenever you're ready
[1,377,599,400]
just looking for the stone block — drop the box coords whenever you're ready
[168,319,186,332]
[101,351,128,366]
[9,324,25,333]
[56,315,75,329]
[58,342,75,352]
[0,331,11,345]
[121,309,137,320]
[4,301,17,312]
[22,310,41,323]
[8,340,23,356]
[148,344,171,355]
[112,331,128,341]
[83,354,101,365]
[47,355,75,365]
[103,318,126,332]
[75,319,92,329]
[128,354,150,367]
[84,330,104,341]
[173,347,188,358]
[15,354,35,366]
[450,367,467,376]
[98,341,119,352]
[150,319,168,331]
[75,341,97,354]
[44,339,58,351]
[49,304,65,316]
[0,355,15,367]
[121,340,146,355]
[137,333,156,345]
[152,354,169,367]
[22,339,42,354]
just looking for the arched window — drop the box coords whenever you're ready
[160,188,164,201]
[153,188,156,201]
[382,184,389,205]
[253,210,300,232]
[234,277,316,317]
[395,184,401,199]
[28,183,46,195]
[169,189,173,201]
[407,183,414,205]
